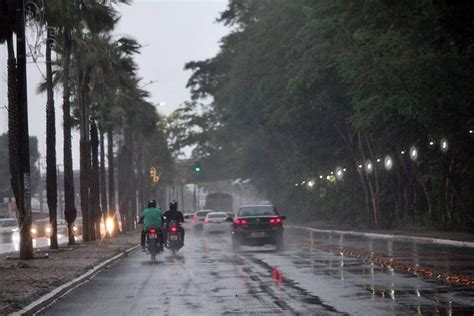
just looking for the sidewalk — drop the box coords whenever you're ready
[288,221,474,247]
[0,231,140,315]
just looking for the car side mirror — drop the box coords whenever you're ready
[280,216,286,220]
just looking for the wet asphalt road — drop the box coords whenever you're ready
[39,227,474,315]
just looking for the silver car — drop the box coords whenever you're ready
[0,218,19,243]
[202,212,232,234]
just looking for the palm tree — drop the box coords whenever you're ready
[90,121,101,237]
[42,1,79,245]
[2,0,35,259]
[45,25,59,249]
[85,35,143,233]
[0,0,20,206]
[41,0,128,242]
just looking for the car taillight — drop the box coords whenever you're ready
[204,219,209,224]
[170,226,177,232]
[192,216,198,221]
[149,228,156,234]
[234,218,247,225]
[269,217,282,224]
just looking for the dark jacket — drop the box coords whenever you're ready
[163,209,184,225]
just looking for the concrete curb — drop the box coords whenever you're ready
[286,225,474,248]
[12,244,140,316]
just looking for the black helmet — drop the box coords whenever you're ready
[147,199,157,208]
[169,200,178,211]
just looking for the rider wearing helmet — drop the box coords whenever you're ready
[139,199,165,250]
[163,200,185,246]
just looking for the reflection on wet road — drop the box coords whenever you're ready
[0,235,73,254]
[40,227,474,315]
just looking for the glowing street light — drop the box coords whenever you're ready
[409,146,418,161]
[440,138,449,153]
[326,175,336,183]
[335,167,344,181]
[384,155,393,171]
[365,160,374,174]
[307,180,315,188]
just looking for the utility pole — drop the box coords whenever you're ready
[193,184,196,212]
[17,0,33,259]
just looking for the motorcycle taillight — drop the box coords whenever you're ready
[149,228,156,234]
[170,226,177,233]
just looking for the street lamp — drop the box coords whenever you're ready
[384,155,393,171]
[409,146,418,161]
[440,138,449,153]
[365,160,374,174]
[335,167,344,181]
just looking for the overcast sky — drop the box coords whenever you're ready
[0,0,228,170]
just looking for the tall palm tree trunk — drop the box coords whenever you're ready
[117,144,131,232]
[136,140,145,212]
[130,134,137,229]
[107,128,118,236]
[16,0,33,259]
[99,126,108,233]
[62,30,76,245]
[79,69,92,241]
[7,35,20,206]
[90,122,101,238]
[45,29,58,249]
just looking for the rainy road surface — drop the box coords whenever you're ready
[39,227,474,315]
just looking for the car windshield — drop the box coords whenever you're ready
[208,213,227,218]
[238,206,276,216]
[196,211,211,217]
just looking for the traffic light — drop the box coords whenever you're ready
[194,161,202,173]
[149,166,160,184]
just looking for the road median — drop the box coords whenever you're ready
[0,231,140,315]
[286,224,474,248]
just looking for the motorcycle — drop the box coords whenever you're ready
[146,227,163,262]
[167,221,183,255]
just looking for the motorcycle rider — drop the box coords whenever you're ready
[139,199,165,251]
[163,200,185,246]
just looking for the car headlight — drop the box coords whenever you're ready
[31,227,37,234]
[73,226,78,232]
[45,226,52,234]
[106,217,114,235]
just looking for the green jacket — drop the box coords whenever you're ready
[140,207,163,231]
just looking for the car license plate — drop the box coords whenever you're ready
[170,235,178,241]
[149,233,157,239]
[251,232,266,238]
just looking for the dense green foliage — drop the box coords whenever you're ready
[179,0,474,230]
